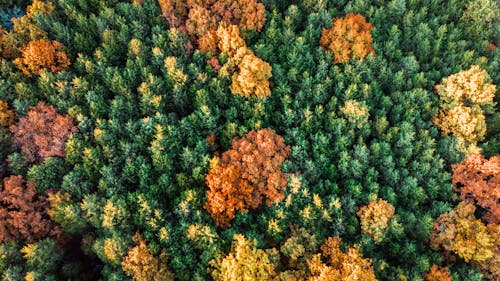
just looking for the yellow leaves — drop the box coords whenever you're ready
[0,99,14,127]
[357,199,395,243]
[164,56,187,88]
[320,13,375,64]
[122,233,175,281]
[212,234,278,281]
[433,65,496,155]
[230,52,272,98]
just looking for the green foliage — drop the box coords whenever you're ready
[0,0,497,280]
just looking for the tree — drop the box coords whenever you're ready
[304,237,377,281]
[357,199,395,243]
[14,39,70,76]
[122,233,174,281]
[424,265,452,281]
[0,99,14,127]
[210,234,278,281]
[0,175,61,243]
[433,66,496,155]
[319,13,375,64]
[430,202,499,280]
[230,52,272,98]
[10,102,77,163]
[452,154,500,224]
[204,129,290,228]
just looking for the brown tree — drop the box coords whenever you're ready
[122,233,174,281]
[424,265,453,281]
[319,13,375,64]
[10,102,77,163]
[357,199,395,243]
[0,99,14,127]
[0,175,60,243]
[204,129,290,228]
[452,154,500,224]
[14,39,70,76]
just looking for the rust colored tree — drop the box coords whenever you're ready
[14,39,70,76]
[320,13,375,64]
[204,128,290,228]
[10,102,77,163]
[452,154,500,224]
[0,175,60,243]
[424,265,453,281]
[430,202,499,280]
[122,233,174,281]
[357,199,395,243]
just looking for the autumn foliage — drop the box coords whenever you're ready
[0,175,61,243]
[0,99,15,127]
[122,233,174,281]
[14,39,70,76]
[204,129,290,228]
[424,265,453,281]
[320,13,375,64]
[211,234,278,281]
[357,199,395,243]
[430,201,499,280]
[10,102,77,163]
[452,154,500,224]
[158,0,266,38]
[433,65,496,154]
[304,237,377,280]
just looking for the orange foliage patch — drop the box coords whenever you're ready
[357,199,395,243]
[424,265,453,281]
[14,40,70,76]
[452,154,500,224]
[0,99,15,127]
[204,129,290,228]
[10,102,77,163]
[0,175,61,243]
[320,13,375,64]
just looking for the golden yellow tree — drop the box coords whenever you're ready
[0,99,14,127]
[357,199,395,243]
[211,234,278,281]
[430,202,499,280]
[14,40,71,76]
[304,237,377,281]
[122,233,174,281]
[319,13,375,64]
[230,52,272,98]
[433,65,496,155]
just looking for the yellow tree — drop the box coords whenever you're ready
[230,52,272,98]
[122,233,174,281]
[211,234,278,281]
[319,13,375,64]
[357,199,395,243]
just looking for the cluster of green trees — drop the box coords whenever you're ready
[0,0,498,280]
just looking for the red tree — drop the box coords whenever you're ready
[0,175,61,243]
[10,102,77,163]
[452,154,500,224]
[204,129,290,228]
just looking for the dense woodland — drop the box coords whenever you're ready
[0,0,498,280]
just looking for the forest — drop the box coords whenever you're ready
[0,0,498,280]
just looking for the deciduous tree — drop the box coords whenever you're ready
[452,154,500,224]
[204,129,290,228]
[0,99,14,127]
[319,13,375,64]
[424,265,452,281]
[14,39,70,76]
[10,102,77,163]
[357,199,395,243]
[0,175,60,243]
[230,52,272,98]
[122,233,174,281]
